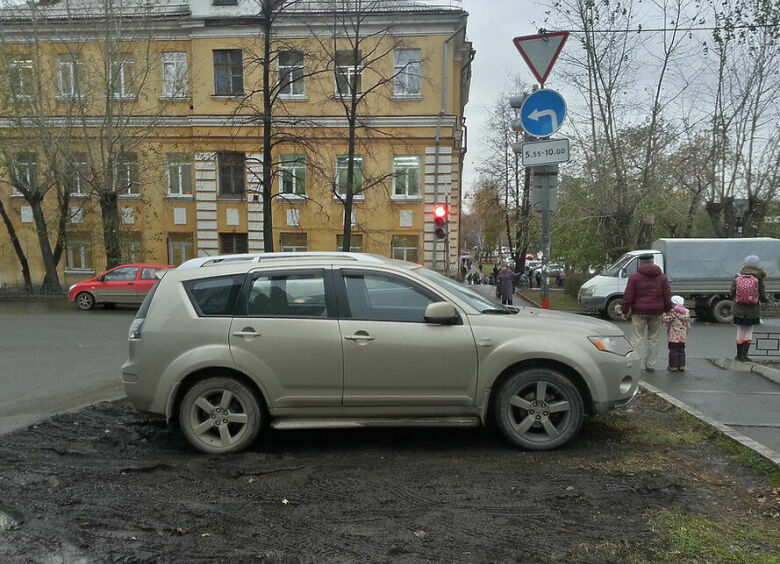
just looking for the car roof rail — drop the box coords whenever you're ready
[177,252,389,270]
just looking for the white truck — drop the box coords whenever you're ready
[578,238,780,322]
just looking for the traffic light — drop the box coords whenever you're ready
[433,203,448,240]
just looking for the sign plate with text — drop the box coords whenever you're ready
[520,138,570,166]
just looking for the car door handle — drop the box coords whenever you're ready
[232,329,261,338]
[345,334,375,342]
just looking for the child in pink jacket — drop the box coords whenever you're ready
[663,295,691,372]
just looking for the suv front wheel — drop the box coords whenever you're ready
[495,368,584,450]
[179,377,262,454]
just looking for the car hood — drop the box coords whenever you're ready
[470,307,623,336]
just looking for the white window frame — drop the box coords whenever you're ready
[68,154,89,197]
[165,153,193,196]
[336,155,364,199]
[111,56,135,99]
[279,154,306,197]
[335,51,362,97]
[161,52,189,99]
[392,155,421,198]
[9,57,34,100]
[280,232,307,252]
[66,239,92,272]
[57,54,83,99]
[13,153,37,195]
[393,49,422,97]
[113,154,139,196]
[168,233,194,265]
[391,235,419,262]
[277,50,304,97]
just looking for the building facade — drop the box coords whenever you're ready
[0,0,472,288]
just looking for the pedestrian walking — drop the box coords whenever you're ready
[496,263,521,305]
[621,253,673,372]
[663,295,691,372]
[730,255,767,362]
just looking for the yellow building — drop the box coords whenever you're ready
[0,0,472,289]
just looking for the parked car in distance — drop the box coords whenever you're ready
[68,263,173,310]
[122,252,639,454]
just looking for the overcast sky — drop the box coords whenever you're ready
[460,0,551,194]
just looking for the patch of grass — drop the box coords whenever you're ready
[587,450,674,474]
[549,540,642,563]
[646,508,780,563]
[712,437,780,487]
[519,289,584,311]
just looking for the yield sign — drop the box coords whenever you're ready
[513,31,569,86]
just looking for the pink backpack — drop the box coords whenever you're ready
[735,274,759,304]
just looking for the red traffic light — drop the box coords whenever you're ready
[433,204,448,219]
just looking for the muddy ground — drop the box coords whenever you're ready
[0,392,778,563]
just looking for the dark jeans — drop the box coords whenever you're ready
[668,342,686,369]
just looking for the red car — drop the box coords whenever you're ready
[67,263,173,310]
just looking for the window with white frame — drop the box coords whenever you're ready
[336,234,362,252]
[113,153,139,196]
[336,155,363,196]
[393,49,422,96]
[57,54,83,99]
[66,236,92,271]
[8,57,33,100]
[213,49,243,96]
[67,153,89,196]
[162,52,189,98]
[121,232,142,263]
[278,50,304,96]
[168,232,194,265]
[335,50,362,96]
[391,235,419,263]
[279,154,305,196]
[111,55,135,99]
[165,153,193,195]
[393,155,420,197]
[11,153,37,195]
[280,232,307,252]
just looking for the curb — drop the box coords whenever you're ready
[640,381,780,468]
[710,358,780,386]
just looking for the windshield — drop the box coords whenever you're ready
[601,254,634,277]
[415,267,508,313]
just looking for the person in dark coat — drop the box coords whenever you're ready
[620,254,673,372]
[730,255,768,362]
[496,263,521,305]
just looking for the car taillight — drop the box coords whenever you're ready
[129,318,144,340]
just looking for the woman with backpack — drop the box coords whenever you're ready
[730,255,768,362]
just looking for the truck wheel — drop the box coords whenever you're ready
[605,297,623,321]
[711,299,734,324]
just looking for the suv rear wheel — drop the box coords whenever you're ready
[179,377,262,454]
[495,368,584,450]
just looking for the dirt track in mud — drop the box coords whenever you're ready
[0,393,778,563]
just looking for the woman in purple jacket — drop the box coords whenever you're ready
[496,263,522,305]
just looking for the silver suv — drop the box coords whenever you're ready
[122,253,639,454]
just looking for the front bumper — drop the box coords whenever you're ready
[590,349,641,415]
[578,295,608,310]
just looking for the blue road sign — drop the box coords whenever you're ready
[520,89,567,138]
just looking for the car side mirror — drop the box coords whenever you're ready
[98,275,106,282]
[424,302,458,325]
[619,269,627,279]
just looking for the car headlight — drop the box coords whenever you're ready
[581,286,595,297]
[588,335,633,356]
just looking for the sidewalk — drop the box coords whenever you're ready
[641,359,780,466]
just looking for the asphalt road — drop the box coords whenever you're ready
[0,301,135,434]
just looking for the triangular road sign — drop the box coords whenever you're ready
[513,31,569,86]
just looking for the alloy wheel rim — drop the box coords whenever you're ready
[508,380,572,443]
[188,389,250,449]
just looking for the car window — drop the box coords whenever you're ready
[141,268,161,280]
[104,267,138,281]
[244,273,328,318]
[342,272,435,322]
[183,274,245,316]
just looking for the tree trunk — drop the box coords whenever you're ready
[29,198,62,293]
[100,192,122,268]
[0,198,33,291]
[262,10,274,252]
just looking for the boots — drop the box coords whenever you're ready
[742,341,752,363]
[735,341,743,361]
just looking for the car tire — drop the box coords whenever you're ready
[605,297,623,321]
[494,368,584,450]
[711,299,734,324]
[179,377,262,454]
[75,292,95,311]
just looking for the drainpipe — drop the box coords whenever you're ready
[433,22,466,272]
